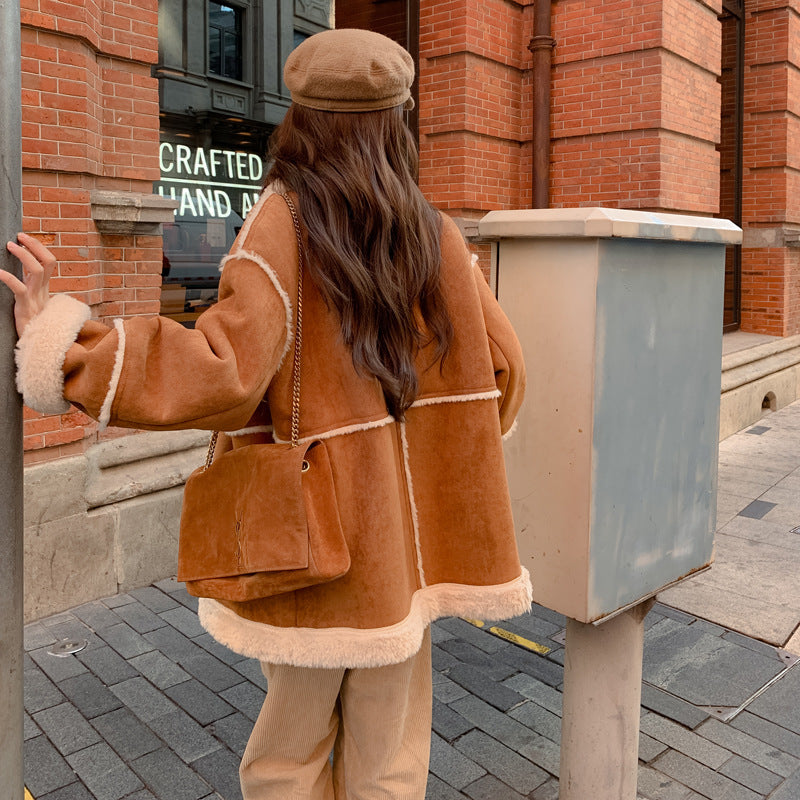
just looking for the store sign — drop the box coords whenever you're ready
[155,142,264,220]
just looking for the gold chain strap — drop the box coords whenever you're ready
[202,192,305,470]
[283,192,304,449]
[204,431,219,470]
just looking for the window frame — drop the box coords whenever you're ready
[208,1,245,83]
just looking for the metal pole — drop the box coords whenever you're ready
[559,599,655,800]
[0,1,24,798]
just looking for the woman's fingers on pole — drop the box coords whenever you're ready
[16,233,56,278]
[8,234,57,288]
[7,238,43,276]
[0,266,27,297]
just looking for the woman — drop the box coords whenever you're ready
[2,28,530,800]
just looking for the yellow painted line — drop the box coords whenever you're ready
[25,788,34,800]
[488,626,551,655]
[461,618,551,655]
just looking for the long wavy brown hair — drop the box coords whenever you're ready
[265,104,453,418]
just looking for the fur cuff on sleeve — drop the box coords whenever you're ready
[15,294,91,415]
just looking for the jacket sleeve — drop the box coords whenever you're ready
[473,259,526,437]
[14,254,292,433]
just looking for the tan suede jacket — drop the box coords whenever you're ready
[16,185,531,668]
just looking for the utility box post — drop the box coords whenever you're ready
[0,0,24,798]
[480,208,742,799]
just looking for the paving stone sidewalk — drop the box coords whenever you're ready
[661,399,800,648]
[22,581,800,800]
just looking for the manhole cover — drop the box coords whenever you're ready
[47,639,88,657]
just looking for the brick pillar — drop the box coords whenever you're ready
[740,1,800,336]
[550,0,722,213]
[20,0,161,461]
[417,0,534,269]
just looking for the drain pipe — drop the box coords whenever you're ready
[528,0,555,208]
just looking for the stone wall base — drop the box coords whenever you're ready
[24,430,207,622]
[720,334,800,440]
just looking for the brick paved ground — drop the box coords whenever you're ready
[22,582,800,800]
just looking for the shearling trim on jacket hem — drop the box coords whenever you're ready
[98,319,125,430]
[15,294,91,415]
[400,421,426,587]
[219,249,294,368]
[197,569,533,668]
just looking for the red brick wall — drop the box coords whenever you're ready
[20,0,161,463]
[416,0,722,215]
[740,247,800,335]
[741,1,800,335]
[550,0,722,213]
[335,0,407,45]
[418,0,534,219]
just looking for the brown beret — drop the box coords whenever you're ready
[284,28,415,113]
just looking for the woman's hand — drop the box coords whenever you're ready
[0,233,57,337]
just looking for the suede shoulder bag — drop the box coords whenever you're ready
[177,193,351,602]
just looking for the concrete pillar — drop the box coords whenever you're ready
[559,600,654,800]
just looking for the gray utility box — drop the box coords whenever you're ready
[480,208,742,624]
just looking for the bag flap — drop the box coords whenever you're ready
[178,441,315,581]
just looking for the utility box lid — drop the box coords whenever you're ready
[480,207,743,244]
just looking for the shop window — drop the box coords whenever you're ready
[209,2,243,81]
[156,138,265,327]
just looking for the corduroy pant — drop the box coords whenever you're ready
[239,628,432,800]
